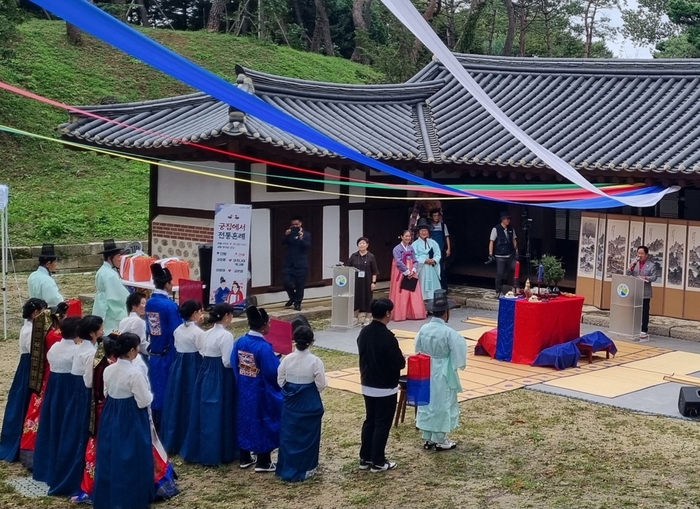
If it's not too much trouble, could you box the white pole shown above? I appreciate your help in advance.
[2,206,7,340]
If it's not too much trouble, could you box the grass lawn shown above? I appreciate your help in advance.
[1,274,700,508]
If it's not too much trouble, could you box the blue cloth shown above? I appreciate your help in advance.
[33,372,73,483]
[232,332,282,453]
[145,293,182,411]
[495,298,516,362]
[577,331,618,356]
[46,375,90,496]
[93,396,154,509]
[0,353,31,462]
[532,341,581,370]
[160,351,202,454]
[214,286,230,304]
[276,382,323,482]
[180,356,237,465]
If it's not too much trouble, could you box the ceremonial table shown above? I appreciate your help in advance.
[495,296,585,364]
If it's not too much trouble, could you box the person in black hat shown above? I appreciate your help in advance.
[412,217,442,301]
[488,212,518,296]
[93,239,130,334]
[232,305,282,473]
[145,263,182,431]
[414,289,467,451]
[27,244,64,307]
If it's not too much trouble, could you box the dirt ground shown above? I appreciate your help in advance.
[1,273,700,508]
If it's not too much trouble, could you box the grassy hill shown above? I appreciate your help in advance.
[0,20,384,246]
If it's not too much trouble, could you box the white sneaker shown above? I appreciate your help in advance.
[370,460,397,473]
[434,440,457,451]
[639,332,649,341]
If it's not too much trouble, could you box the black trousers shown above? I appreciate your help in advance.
[642,298,650,333]
[440,250,448,291]
[495,255,516,294]
[283,268,308,305]
[360,393,397,466]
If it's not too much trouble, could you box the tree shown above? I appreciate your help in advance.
[503,0,516,54]
[620,0,678,48]
[655,32,700,55]
[667,0,700,49]
[67,0,94,44]
[351,0,373,62]
[207,0,226,31]
[311,0,335,55]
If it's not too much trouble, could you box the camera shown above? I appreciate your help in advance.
[290,226,300,236]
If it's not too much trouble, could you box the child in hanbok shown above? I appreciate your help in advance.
[93,333,154,509]
[19,302,66,469]
[161,299,205,455]
[388,230,426,321]
[32,315,81,484]
[0,298,46,462]
[180,302,238,466]
[233,306,282,472]
[277,326,327,481]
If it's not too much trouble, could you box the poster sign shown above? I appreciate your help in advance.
[210,203,252,305]
[577,216,597,279]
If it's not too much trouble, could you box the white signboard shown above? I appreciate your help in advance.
[210,203,252,305]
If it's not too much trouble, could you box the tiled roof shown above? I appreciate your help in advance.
[59,55,700,174]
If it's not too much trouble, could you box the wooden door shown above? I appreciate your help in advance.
[363,205,411,282]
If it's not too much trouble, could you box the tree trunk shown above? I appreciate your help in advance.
[311,0,334,56]
[410,0,441,63]
[207,0,226,32]
[517,5,527,56]
[137,0,149,26]
[292,0,312,49]
[488,4,497,54]
[66,0,93,44]
[458,0,486,54]
[502,0,515,55]
[351,0,369,62]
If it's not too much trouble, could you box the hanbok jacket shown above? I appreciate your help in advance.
[28,266,64,307]
[93,262,129,333]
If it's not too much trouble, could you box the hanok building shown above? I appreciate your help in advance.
[59,55,700,319]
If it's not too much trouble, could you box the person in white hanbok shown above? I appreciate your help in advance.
[118,291,148,357]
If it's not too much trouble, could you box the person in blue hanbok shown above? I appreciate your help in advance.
[276,325,327,482]
[45,315,103,496]
[145,263,182,431]
[93,333,154,509]
[180,302,238,466]
[232,306,282,473]
[412,218,442,301]
[415,290,467,451]
[0,299,46,462]
[92,240,129,334]
[160,299,205,455]
[32,316,81,484]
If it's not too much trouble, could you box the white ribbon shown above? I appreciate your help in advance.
[380,0,678,208]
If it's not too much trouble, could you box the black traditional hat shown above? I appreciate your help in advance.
[98,239,125,255]
[38,243,60,261]
[246,305,270,329]
[499,211,511,220]
[425,289,459,313]
[150,263,173,287]
[220,276,226,284]
[415,217,432,232]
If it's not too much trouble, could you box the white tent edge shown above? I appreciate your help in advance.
[0,184,8,340]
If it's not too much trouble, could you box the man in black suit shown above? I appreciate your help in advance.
[283,216,312,311]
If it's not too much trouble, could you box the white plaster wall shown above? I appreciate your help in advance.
[323,206,340,279]
[250,163,331,202]
[349,168,366,204]
[158,162,235,210]
[348,210,364,258]
[251,208,271,287]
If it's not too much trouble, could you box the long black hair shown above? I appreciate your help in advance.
[77,315,104,341]
[179,299,203,321]
[111,332,140,358]
[208,302,235,324]
[22,298,47,320]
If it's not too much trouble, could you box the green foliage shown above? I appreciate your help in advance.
[532,254,566,284]
[655,32,700,56]
[667,0,700,49]
[0,19,384,246]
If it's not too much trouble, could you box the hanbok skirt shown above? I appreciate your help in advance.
[276,382,324,482]
[37,374,90,495]
[0,354,31,462]
[93,396,154,509]
[32,372,73,482]
[180,356,237,465]
[160,351,202,454]
[388,260,426,322]
[19,372,49,470]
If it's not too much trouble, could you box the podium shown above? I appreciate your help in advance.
[609,275,645,340]
[331,266,357,329]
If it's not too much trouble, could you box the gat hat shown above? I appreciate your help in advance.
[38,243,60,261]
[425,289,459,313]
[499,211,511,220]
[150,263,173,286]
[98,239,126,255]
[220,276,226,284]
[415,217,433,232]
[246,305,270,330]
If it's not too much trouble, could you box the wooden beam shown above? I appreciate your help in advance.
[663,374,700,387]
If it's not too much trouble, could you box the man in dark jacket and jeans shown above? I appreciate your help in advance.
[357,298,405,473]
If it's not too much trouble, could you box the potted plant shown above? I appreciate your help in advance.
[532,255,566,293]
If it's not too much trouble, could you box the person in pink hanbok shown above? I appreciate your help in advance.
[388,230,426,322]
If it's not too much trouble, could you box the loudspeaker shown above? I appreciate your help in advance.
[198,243,213,305]
[678,386,700,417]
[291,314,311,332]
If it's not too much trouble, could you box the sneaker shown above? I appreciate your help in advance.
[370,461,397,473]
[640,332,649,339]
[239,454,257,469]
[70,493,92,504]
[254,462,276,473]
[359,459,372,470]
[423,440,436,450]
[434,440,457,451]
[284,300,293,308]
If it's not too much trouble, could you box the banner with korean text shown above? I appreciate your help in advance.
[210,203,252,306]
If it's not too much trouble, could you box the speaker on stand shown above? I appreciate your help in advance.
[678,386,700,417]
[198,243,213,306]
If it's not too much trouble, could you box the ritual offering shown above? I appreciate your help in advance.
[406,353,430,406]
[120,252,156,282]
[157,257,191,286]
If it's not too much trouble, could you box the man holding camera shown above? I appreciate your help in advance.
[283,216,312,311]
[488,211,518,296]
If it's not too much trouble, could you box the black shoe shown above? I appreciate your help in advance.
[284,300,293,308]
[239,453,257,469]
[423,440,436,450]
[294,303,301,311]
[359,459,372,470]
[254,462,276,473]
